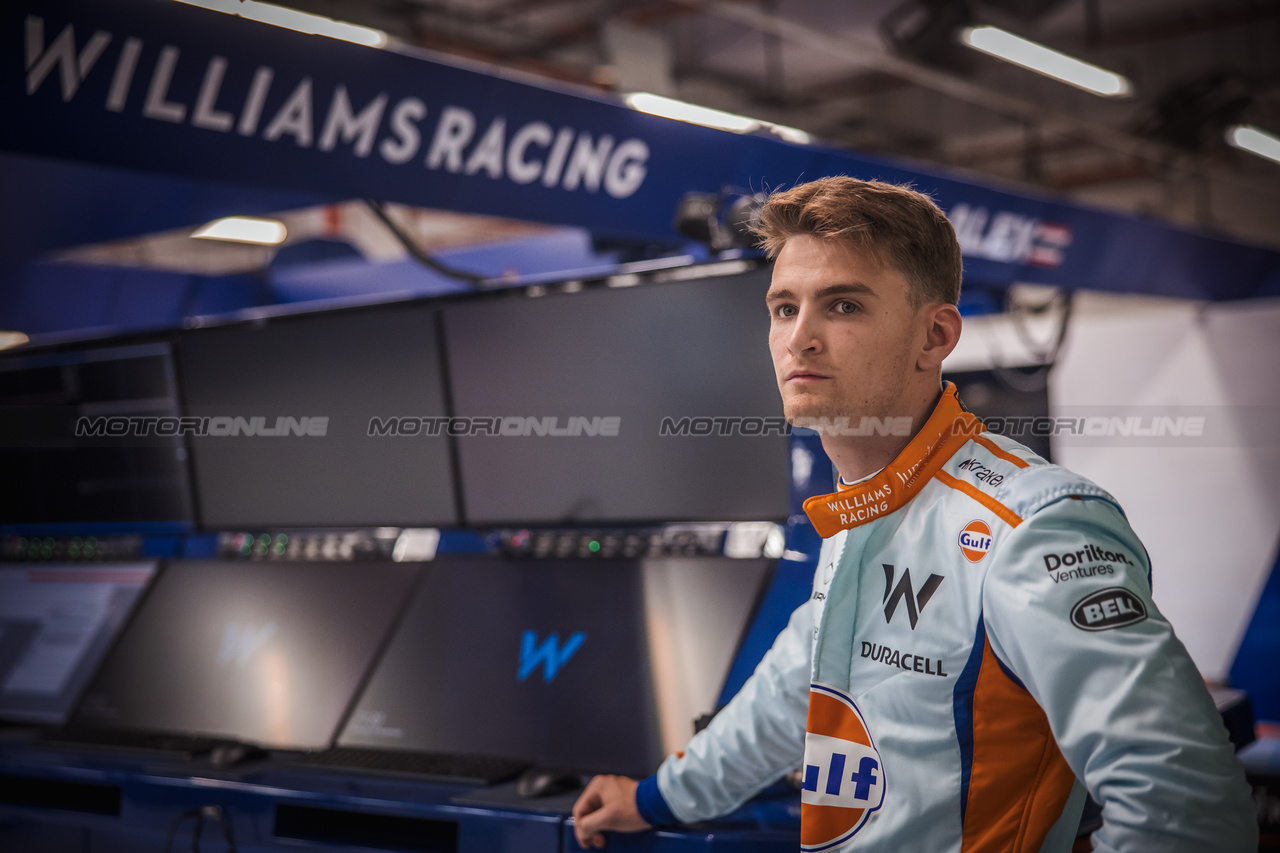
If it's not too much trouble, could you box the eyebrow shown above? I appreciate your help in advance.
[765,282,877,302]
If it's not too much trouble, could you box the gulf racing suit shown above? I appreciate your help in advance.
[634,383,1256,852]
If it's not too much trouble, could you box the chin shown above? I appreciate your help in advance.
[783,397,854,426]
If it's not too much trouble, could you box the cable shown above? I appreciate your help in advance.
[363,199,489,287]
[983,287,1074,394]
[163,804,238,853]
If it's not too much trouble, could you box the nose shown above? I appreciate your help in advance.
[785,304,823,357]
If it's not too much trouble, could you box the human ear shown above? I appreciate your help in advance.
[917,303,962,371]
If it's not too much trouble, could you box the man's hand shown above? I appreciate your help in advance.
[571,775,651,848]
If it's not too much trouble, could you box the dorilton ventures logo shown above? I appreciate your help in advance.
[881,564,944,630]
[1043,544,1132,571]
[517,630,586,683]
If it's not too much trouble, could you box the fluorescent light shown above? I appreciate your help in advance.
[1227,124,1280,166]
[191,216,288,245]
[173,0,388,48]
[625,93,762,134]
[960,25,1131,98]
[623,93,815,145]
[768,123,812,145]
[0,331,29,351]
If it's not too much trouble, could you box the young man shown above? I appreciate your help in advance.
[572,177,1257,851]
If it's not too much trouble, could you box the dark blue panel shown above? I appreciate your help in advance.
[184,273,266,316]
[1229,542,1280,722]
[0,151,334,268]
[3,263,266,339]
[1,263,118,335]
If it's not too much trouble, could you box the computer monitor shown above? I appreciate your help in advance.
[69,560,421,750]
[443,268,789,525]
[0,342,193,527]
[338,555,772,777]
[178,304,457,529]
[945,368,1053,461]
[0,562,156,725]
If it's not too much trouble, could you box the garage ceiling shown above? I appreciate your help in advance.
[268,0,1280,251]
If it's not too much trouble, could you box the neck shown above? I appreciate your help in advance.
[820,384,944,483]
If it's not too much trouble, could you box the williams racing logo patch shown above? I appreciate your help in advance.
[801,684,885,851]
[958,519,992,562]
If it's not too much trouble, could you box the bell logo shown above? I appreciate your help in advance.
[517,630,586,682]
[801,684,885,850]
[958,520,992,562]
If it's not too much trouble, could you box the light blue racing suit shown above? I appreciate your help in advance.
[634,384,1256,852]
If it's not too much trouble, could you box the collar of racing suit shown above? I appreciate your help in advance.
[802,382,984,537]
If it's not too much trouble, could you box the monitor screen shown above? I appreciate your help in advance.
[945,368,1053,461]
[0,343,193,527]
[443,268,789,525]
[70,560,421,749]
[0,562,156,725]
[178,305,457,529]
[338,556,771,777]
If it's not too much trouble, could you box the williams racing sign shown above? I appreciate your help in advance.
[5,0,1279,295]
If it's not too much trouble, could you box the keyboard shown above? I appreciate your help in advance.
[37,728,220,758]
[291,747,530,786]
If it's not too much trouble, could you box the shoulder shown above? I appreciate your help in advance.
[936,431,1122,529]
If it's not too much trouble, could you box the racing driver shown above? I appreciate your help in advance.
[571,177,1257,851]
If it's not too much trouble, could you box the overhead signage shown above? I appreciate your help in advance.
[3,0,1278,299]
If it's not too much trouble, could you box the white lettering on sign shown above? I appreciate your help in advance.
[949,203,1073,268]
[22,15,652,200]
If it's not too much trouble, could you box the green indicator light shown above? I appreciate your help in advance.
[588,540,600,553]
[276,534,288,544]
[258,534,271,545]
[85,537,96,547]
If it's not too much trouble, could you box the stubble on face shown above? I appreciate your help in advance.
[768,236,924,430]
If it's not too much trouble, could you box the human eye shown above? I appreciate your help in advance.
[772,303,798,319]
[833,299,860,315]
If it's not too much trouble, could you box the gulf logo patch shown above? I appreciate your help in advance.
[958,519,992,562]
[800,684,885,851]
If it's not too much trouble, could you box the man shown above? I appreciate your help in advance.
[571,177,1257,851]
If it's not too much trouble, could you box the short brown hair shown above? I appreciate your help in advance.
[754,177,962,306]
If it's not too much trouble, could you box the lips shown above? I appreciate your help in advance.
[787,369,831,382]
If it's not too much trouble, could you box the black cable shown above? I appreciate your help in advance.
[363,199,489,287]
[163,808,198,853]
[989,288,1074,394]
[163,805,238,853]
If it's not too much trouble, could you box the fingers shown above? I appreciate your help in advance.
[571,775,647,849]
[573,776,608,849]
[571,777,604,822]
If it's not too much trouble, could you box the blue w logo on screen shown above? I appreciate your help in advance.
[518,630,587,683]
